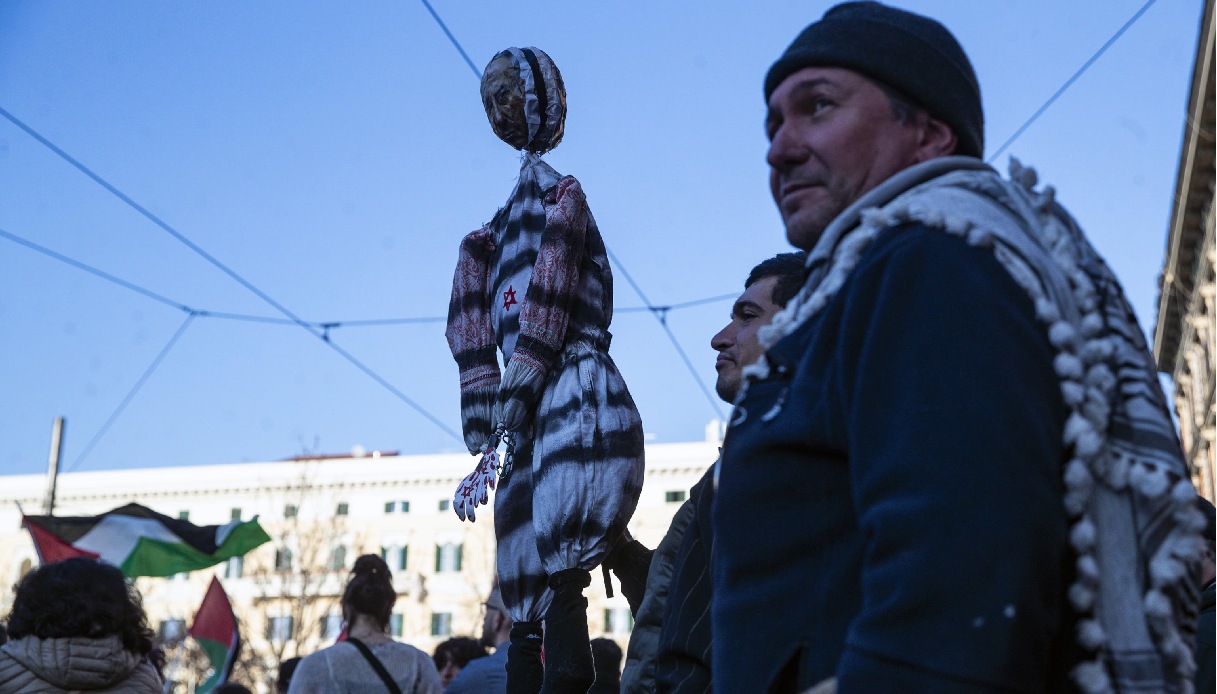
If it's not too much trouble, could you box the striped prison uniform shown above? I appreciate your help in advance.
[445,156,645,622]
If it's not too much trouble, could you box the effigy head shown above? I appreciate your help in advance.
[481,47,566,154]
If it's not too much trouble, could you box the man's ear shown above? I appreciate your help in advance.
[913,114,958,162]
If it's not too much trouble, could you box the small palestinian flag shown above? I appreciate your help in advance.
[190,577,240,694]
[22,502,270,578]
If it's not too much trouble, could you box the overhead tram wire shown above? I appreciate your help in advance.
[418,0,726,421]
[0,105,316,333]
[418,0,482,79]
[66,312,198,472]
[0,106,462,443]
[3,226,466,464]
[2,226,734,330]
[987,0,1158,164]
[606,247,725,420]
[5,223,730,445]
[616,292,738,314]
[0,227,191,314]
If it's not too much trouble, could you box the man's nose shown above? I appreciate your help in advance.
[767,123,806,170]
[711,325,735,350]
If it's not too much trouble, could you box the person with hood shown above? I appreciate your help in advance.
[0,557,162,693]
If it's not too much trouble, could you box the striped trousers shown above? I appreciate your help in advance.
[495,335,646,621]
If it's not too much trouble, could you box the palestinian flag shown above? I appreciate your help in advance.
[21,502,270,577]
[190,577,240,694]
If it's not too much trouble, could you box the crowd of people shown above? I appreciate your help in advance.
[0,553,628,694]
[2,2,1214,693]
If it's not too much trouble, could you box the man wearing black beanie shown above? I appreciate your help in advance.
[711,3,1201,694]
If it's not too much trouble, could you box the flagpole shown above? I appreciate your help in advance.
[44,417,65,515]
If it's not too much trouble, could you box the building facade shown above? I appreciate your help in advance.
[0,434,720,692]
[1154,0,1215,501]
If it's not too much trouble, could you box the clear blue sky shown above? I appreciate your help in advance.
[0,1,1205,474]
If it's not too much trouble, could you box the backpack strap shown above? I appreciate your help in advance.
[346,638,404,694]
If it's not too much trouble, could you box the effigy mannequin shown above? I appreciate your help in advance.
[444,47,645,694]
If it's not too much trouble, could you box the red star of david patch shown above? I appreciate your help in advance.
[503,285,518,311]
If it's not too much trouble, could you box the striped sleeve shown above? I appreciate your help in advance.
[514,175,588,372]
[445,227,500,453]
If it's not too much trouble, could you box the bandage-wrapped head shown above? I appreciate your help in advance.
[481,47,566,154]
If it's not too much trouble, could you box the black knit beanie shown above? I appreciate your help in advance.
[764,1,984,158]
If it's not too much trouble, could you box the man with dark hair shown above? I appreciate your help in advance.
[276,657,301,694]
[712,3,1202,693]
[0,557,162,692]
[433,637,489,690]
[589,638,623,694]
[606,251,806,694]
[719,252,808,403]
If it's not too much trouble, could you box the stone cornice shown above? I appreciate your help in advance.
[1155,0,1215,369]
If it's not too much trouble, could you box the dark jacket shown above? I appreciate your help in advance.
[653,469,714,693]
[712,226,1078,693]
[619,496,695,693]
[618,466,715,694]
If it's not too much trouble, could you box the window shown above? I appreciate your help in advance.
[177,510,190,521]
[230,508,242,521]
[284,504,298,519]
[390,613,404,637]
[400,501,410,513]
[438,499,450,512]
[384,501,396,514]
[224,555,244,579]
[336,502,349,516]
[267,615,294,643]
[329,545,347,571]
[159,618,186,644]
[275,547,294,570]
[430,612,452,637]
[321,613,343,641]
[665,490,687,503]
[435,543,463,573]
[381,545,408,571]
[604,607,633,635]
